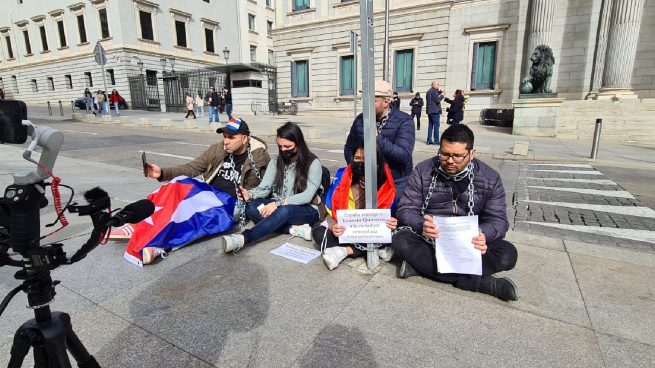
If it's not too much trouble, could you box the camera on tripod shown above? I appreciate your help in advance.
[0,100,153,367]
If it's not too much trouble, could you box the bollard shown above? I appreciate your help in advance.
[590,118,602,159]
[366,244,380,270]
[47,101,52,115]
[59,101,64,116]
[71,101,75,114]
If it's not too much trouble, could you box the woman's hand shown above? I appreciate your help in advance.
[386,217,398,230]
[259,202,278,218]
[422,215,439,239]
[331,224,346,237]
[472,231,487,255]
[238,186,251,201]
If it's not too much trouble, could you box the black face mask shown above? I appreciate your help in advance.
[351,162,365,177]
[280,149,297,163]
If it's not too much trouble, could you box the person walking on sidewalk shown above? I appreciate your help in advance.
[425,80,444,145]
[184,92,196,119]
[195,91,204,117]
[220,122,323,253]
[313,143,397,270]
[391,124,519,301]
[83,88,94,114]
[409,92,424,130]
[109,89,123,116]
[222,86,233,119]
[344,80,415,203]
[444,89,465,125]
[208,87,220,124]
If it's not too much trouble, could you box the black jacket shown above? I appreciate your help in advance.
[445,96,465,124]
[409,97,424,115]
[344,108,416,180]
[397,157,509,243]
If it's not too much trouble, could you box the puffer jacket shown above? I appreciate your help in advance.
[344,108,415,180]
[159,136,270,190]
[397,157,509,243]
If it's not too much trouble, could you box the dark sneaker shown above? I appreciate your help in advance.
[478,276,518,301]
[398,260,419,279]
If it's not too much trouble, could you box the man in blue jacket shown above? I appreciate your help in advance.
[344,80,415,201]
[425,80,444,145]
[391,124,518,301]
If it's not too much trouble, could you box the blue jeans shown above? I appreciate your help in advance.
[208,106,219,123]
[225,103,233,119]
[113,102,120,115]
[242,198,319,245]
[427,113,440,144]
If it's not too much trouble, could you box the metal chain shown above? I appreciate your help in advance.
[466,167,475,216]
[376,115,388,133]
[231,144,263,227]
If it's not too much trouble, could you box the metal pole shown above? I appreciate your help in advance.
[360,0,379,269]
[383,0,390,81]
[99,47,110,116]
[590,118,603,159]
[351,31,358,119]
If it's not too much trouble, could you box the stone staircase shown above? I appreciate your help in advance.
[557,99,655,143]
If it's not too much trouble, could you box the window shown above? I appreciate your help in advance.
[340,55,354,96]
[203,0,210,2]
[139,11,154,41]
[291,60,309,97]
[266,0,272,7]
[5,36,14,59]
[23,30,32,55]
[267,21,273,36]
[146,70,157,86]
[175,20,187,47]
[232,80,262,88]
[268,49,274,65]
[47,77,55,91]
[471,41,496,90]
[98,8,110,38]
[31,79,38,92]
[57,20,67,47]
[204,28,215,53]
[39,26,48,51]
[293,0,310,11]
[394,49,413,92]
[77,15,87,43]
[105,69,115,85]
[11,75,18,93]
[248,14,256,31]
[84,72,93,87]
[250,45,257,62]
[65,74,73,89]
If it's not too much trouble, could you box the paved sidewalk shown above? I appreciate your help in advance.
[1,115,654,366]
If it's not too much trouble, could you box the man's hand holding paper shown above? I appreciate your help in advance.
[429,215,483,275]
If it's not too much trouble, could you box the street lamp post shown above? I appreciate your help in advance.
[169,57,175,72]
[223,47,230,63]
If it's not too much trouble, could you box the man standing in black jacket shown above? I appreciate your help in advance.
[425,80,444,145]
[409,92,424,130]
[392,124,518,301]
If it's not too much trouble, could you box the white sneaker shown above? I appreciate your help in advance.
[378,246,394,262]
[289,224,312,241]
[322,247,348,270]
[142,247,167,265]
[222,234,245,253]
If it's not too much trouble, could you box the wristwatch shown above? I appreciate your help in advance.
[275,199,283,207]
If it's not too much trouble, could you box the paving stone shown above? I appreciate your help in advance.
[595,332,655,368]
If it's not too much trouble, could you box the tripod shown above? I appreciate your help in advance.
[2,183,102,368]
[6,272,99,368]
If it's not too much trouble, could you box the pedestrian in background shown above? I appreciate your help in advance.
[409,92,424,130]
[83,88,94,114]
[391,91,401,110]
[195,91,204,117]
[184,92,196,119]
[208,87,220,124]
[425,80,444,145]
[223,86,233,119]
[444,89,465,125]
[109,89,122,116]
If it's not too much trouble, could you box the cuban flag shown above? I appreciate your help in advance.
[123,176,236,267]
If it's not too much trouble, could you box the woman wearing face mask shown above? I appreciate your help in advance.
[312,143,397,270]
[221,121,323,253]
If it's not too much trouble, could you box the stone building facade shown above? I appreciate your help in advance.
[0,0,275,112]
[272,0,655,140]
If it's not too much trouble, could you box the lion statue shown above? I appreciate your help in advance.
[520,44,555,94]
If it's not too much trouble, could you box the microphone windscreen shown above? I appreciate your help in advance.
[85,187,109,203]
[123,199,155,223]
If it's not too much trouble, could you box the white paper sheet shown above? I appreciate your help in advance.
[337,209,392,244]
[434,215,482,275]
[270,242,321,264]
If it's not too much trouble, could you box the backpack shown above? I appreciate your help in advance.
[312,165,331,221]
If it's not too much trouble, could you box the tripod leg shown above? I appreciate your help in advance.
[54,312,100,368]
[7,322,39,368]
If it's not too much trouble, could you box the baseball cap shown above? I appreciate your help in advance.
[216,118,250,136]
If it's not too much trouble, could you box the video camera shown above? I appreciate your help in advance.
[0,100,154,367]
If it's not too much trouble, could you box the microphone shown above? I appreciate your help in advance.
[107,199,155,228]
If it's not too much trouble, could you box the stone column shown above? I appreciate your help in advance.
[587,0,613,99]
[526,0,557,54]
[598,0,645,99]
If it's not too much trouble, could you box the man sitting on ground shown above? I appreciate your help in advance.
[391,124,519,301]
